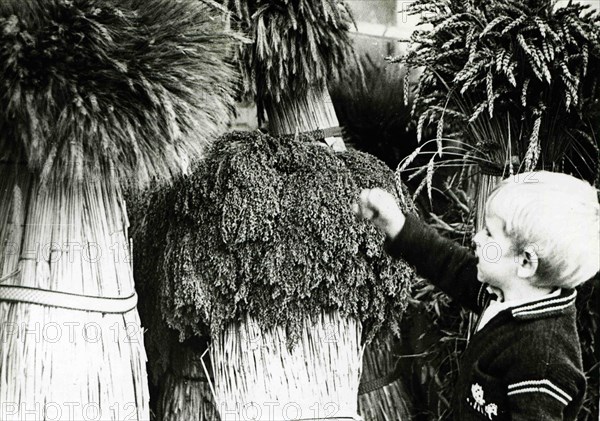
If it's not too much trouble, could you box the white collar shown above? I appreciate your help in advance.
[477,288,564,331]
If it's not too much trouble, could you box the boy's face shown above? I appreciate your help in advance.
[473,214,519,291]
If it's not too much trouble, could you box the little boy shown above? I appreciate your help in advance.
[354,171,599,420]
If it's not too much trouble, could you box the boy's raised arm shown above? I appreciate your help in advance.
[354,188,489,313]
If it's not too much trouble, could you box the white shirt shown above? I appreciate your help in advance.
[476,287,563,332]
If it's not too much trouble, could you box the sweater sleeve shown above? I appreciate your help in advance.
[504,322,587,421]
[385,214,488,313]
[505,364,586,421]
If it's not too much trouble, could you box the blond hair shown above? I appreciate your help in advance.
[486,171,600,288]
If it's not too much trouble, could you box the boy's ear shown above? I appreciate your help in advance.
[517,247,539,279]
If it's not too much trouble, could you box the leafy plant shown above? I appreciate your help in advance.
[393,179,473,420]
[133,130,418,346]
[394,0,600,196]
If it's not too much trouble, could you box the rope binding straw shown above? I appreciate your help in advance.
[358,370,402,395]
[277,126,343,142]
[0,283,138,314]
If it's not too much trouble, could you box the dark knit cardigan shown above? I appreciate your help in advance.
[386,215,586,421]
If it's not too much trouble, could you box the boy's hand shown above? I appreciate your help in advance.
[353,188,406,239]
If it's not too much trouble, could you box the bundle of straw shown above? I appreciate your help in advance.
[129,2,410,419]
[0,0,238,419]
[131,130,417,421]
[0,165,148,420]
[0,0,237,185]
[267,84,346,150]
[226,0,360,123]
[159,373,218,421]
[204,3,403,417]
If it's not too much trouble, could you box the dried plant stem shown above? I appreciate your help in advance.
[211,311,363,421]
[0,164,149,420]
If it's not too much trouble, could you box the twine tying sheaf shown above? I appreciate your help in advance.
[278,126,343,142]
[358,371,402,395]
[0,285,138,313]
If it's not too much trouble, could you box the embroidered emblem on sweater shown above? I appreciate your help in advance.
[485,403,498,418]
[507,379,572,406]
[472,384,485,405]
[466,383,498,419]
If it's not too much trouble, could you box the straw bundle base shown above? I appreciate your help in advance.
[158,341,219,421]
[358,335,412,421]
[158,375,219,421]
[0,304,148,420]
[211,310,363,421]
[358,380,412,421]
[0,165,149,420]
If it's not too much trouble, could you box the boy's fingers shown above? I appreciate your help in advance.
[361,209,374,220]
[368,188,387,205]
[354,202,374,220]
[354,190,374,220]
[359,189,372,207]
[362,190,376,218]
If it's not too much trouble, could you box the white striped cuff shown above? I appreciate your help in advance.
[507,380,572,406]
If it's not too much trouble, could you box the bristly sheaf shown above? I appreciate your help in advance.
[225,0,360,119]
[133,130,418,346]
[0,0,239,186]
